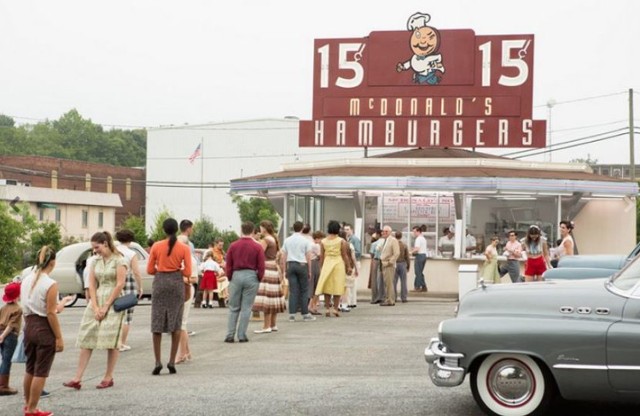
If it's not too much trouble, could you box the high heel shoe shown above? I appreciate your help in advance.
[151,363,162,375]
[62,380,82,390]
[167,363,177,374]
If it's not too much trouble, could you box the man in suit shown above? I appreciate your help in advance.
[379,226,400,306]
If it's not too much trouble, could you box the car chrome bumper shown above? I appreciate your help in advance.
[424,337,465,387]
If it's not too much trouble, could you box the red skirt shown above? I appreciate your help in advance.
[525,256,547,276]
[200,270,218,291]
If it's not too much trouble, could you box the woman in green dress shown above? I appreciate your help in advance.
[63,231,127,390]
[481,236,501,284]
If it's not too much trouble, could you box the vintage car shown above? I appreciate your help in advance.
[16,241,154,306]
[425,256,640,416]
[543,241,640,281]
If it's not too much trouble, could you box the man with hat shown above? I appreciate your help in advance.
[0,282,22,395]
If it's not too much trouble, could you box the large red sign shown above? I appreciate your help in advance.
[299,13,546,148]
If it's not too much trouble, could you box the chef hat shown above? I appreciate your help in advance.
[407,12,431,31]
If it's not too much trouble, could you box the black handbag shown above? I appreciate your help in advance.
[113,293,138,312]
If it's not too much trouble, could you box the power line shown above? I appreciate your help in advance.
[533,91,627,108]
[501,127,629,157]
[551,119,627,133]
[512,131,630,159]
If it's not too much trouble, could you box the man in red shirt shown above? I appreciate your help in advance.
[224,221,265,343]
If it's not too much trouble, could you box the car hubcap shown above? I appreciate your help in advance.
[488,359,535,407]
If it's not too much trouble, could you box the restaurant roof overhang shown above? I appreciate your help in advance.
[230,150,639,198]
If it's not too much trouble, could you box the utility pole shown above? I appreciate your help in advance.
[546,99,556,162]
[630,88,635,180]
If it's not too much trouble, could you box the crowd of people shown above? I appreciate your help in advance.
[0,216,576,415]
[481,220,576,283]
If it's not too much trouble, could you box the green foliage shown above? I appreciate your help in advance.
[569,154,598,167]
[120,214,148,245]
[149,207,174,243]
[232,195,280,229]
[191,216,238,249]
[0,109,146,167]
[0,202,26,282]
[29,222,63,263]
[0,114,15,127]
[62,235,81,246]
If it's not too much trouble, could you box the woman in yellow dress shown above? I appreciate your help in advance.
[315,221,354,317]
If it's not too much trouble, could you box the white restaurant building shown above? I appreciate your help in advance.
[146,119,638,294]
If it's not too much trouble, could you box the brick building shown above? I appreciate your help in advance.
[0,156,145,226]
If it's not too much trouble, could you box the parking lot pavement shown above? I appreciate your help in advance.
[3,296,640,416]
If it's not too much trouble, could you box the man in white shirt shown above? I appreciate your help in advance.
[465,229,477,254]
[281,221,316,322]
[438,227,455,256]
[411,225,428,292]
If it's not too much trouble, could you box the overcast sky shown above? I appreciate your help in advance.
[1,0,638,164]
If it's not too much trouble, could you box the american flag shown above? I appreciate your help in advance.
[188,143,202,164]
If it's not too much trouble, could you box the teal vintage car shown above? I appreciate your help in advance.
[542,242,640,281]
[425,255,640,416]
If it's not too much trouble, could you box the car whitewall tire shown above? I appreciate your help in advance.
[471,353,555,416]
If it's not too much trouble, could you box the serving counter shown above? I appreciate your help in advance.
[355,255,522,297]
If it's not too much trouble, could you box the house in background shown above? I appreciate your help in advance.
[0,155,145,225]
[0,183,122,241]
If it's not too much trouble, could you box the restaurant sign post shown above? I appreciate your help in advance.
[299,12,546,148]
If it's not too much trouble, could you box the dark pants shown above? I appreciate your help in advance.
[394,262,408,302]
[414,254,427,289]
[287,262,309,316]
[0,332,18,375]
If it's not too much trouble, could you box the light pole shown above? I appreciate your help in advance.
[546,99,556,162]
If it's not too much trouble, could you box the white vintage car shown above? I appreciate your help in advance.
[16,241,154,306]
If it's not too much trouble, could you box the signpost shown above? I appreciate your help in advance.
[299,12,546,148]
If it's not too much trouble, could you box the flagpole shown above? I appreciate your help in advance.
[200,137,204,220]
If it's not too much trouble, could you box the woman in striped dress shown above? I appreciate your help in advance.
[252,220,286,334]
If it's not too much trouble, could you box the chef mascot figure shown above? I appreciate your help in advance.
[396,12,445,85]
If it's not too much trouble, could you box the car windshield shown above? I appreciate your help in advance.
[612,254,640,291]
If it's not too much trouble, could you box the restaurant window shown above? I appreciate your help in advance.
[466,195,558,254]
[55,208,61,223]
[98,211,104,228]
[38,208,44,221]
[362,193,454,255]
[82,209,88,228]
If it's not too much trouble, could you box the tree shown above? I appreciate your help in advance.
[0,202,26,282]
[120,214,149,245]
[191,216,239,249]
[149,207,174,243]
[569,154,598,167]
[0,114,15,127]
[29,222,63,263]
[232,195,280,228]
[0,109,147,167]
